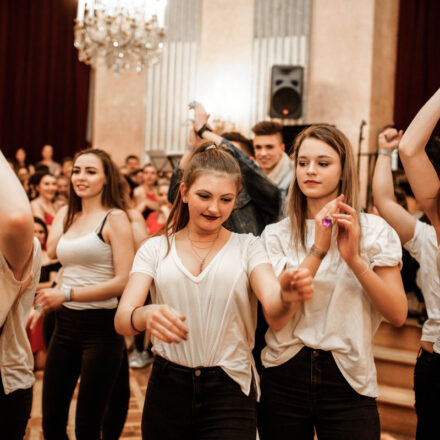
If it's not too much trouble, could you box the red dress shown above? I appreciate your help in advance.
[146,211,165,235]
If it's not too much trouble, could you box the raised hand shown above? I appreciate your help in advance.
[145,304,189,344]
[378,127,403,152]
[189,101,210,132]
[279,268,313,304]
[333,201,361,264]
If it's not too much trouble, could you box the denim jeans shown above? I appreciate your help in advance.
[142,355,257,440]
[42,306,125,440]
[415,349,440,439]
[0,374,33,440]
[258,347,380,439]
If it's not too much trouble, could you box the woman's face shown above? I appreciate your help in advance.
[181,172,237,234]
[157,184,170,206]
[15,148,26,163]
[296,138,342,202]
[71,153,106,199]
[42,145,53,161]
[57,177,69,197]
[34,222,47,246]
[61,160,73,177]
[142,166,158,187]
[37,175,57,200]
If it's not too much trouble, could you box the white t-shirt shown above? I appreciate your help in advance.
[261,213,402,398]
[0,238,41,394]
[404,220,440,347]
[131,232,269,396]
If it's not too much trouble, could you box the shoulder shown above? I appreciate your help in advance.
[53,205,68,222]
[359,212,393,233]
[138,235,167,252]
[106,209,131,232]
[262,217,291,239]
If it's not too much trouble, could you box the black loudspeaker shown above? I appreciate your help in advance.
[269,65,303,119]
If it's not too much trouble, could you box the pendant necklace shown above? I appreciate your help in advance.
[187,228,221,273]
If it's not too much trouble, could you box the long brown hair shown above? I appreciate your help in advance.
[164,143,242,248]
[288,124,361,251]
[64,149,129,232]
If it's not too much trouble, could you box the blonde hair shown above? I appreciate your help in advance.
[288,124,361,251]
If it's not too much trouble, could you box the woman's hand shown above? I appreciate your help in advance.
[35,287,65,312]
[313,194,345,253]
[378,127,403,151]
[279,268,313,303]
[189,101,210,132]
[26,307,43,331]
[333,201,361,265]
[145,304,188,344]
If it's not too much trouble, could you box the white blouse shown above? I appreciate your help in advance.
[404,220,440,346]
[131,232,269,396]
[261,213,402,398]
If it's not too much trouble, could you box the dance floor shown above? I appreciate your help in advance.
[25,366,151,439]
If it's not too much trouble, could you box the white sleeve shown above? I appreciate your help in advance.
[361,215,402,269]
[246,235,270,275]
[404,220,436,262]
[130,237,162,277]
[261,225,289,277]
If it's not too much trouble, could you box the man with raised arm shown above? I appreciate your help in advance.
[0,149,42,439]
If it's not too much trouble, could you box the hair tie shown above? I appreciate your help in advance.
[206,145,216,150]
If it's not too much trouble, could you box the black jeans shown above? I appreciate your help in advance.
[0,373,33,440]
[142,356,257,440]
[42,306,125,440]
[415,349,440,439]
[258,347,380,440]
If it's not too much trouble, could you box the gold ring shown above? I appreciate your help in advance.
[34,303,43,313]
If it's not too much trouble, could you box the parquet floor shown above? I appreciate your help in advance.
[24,366,151,439]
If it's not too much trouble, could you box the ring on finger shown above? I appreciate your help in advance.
[322,216,333,228]
[34,303,43,313]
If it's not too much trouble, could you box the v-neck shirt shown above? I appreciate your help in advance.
[131,232,269,396]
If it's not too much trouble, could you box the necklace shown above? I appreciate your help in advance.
[187,228,221,273]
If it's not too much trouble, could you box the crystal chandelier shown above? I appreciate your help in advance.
[74,0,167,75]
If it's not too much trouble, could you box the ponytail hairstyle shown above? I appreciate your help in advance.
[288,124,361,251]
[64,149,129,232]
[164,143,242,249]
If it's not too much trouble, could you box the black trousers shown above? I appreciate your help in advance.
[142,356,257,440]
[0,373,33,440]
[258,347,380,439]
[415,349,440,439]
[42,306,125,440]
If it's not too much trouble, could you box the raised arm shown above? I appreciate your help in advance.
[399,88,440,229]
[0,150,34,276]
[372,128,416,244]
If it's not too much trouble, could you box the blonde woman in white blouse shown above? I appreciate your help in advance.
[115,143,313,440]
[258,124,407,440]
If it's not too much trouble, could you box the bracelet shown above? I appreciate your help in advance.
[378,148,393,157]
[355,263,370,278]
[130,306,144,333]
[196,123,212,138]
[309,244,327,260]
[61,284,72,302]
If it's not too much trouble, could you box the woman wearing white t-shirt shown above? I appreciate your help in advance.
[259,124,407,440]
[373,126,440,438]
[398,89,440,436]
[115,144,313,440]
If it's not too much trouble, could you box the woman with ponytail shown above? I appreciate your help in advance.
[115,143,313,440]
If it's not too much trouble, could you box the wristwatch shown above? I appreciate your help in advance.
[62,285,72,302]
[196,123,212,138]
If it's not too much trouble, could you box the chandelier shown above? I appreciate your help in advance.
[74,0,167,75]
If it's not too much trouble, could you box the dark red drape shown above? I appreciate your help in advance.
[0,0,90,163]
[394,0,440,134]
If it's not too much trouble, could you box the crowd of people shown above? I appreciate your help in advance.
[0,89,439,439]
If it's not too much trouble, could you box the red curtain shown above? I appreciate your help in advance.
[0,0,90,163]
[394,0,440,134]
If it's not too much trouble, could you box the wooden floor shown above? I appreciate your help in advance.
[25,366,151,439]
